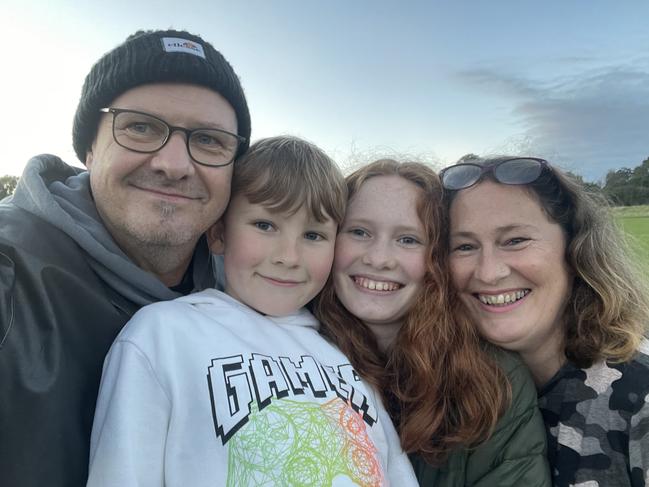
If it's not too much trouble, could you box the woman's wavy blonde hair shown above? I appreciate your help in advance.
[444,157,649,367]
[314,159,510,465]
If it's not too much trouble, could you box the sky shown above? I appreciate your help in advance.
[2,0,648,182]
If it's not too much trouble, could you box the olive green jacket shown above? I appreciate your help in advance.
[410,351,551,486]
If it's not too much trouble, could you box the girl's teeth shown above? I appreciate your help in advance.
[354,277,401,291]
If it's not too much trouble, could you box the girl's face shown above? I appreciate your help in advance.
[448,180,571,358]
[333,175,428,345]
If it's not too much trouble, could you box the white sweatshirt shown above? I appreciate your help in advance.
[88,289,417,486]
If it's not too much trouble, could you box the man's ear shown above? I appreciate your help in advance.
[85,145,95,169]
[206,221,225,255]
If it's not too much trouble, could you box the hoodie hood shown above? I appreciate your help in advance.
[179,289,320,331]
[9,155,215,306]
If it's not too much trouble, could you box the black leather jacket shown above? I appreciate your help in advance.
[0,156,216,487]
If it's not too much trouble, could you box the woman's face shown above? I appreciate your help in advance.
[333,175,428,343]
[448,180,571,357]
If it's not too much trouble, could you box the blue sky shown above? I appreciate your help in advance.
[2,0,648,181]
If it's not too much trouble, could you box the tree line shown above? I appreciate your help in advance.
[458,154,649,207]
[598,157,649,206]
[2,156,648,205]
[562,157,648,206]
[0,175,18,200]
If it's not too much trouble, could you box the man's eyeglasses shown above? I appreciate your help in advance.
[99,108,246,167]
[439,157,550,191]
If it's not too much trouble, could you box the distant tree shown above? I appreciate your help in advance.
[630,158,649,203]
[457,153,481,162]
[452,155,649,206]
[564,171,602,194]
[603,158,649,206]
[0,175,19,200]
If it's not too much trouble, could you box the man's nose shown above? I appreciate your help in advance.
[149,131,195,180]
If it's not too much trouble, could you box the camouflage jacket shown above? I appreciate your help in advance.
[539,339,649,487]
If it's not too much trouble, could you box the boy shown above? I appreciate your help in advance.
[87,136,417,486]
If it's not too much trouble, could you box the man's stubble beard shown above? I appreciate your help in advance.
[136,201,200,247]
[117,201,205,277]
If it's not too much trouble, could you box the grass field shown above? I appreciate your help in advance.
[613,205,649,274]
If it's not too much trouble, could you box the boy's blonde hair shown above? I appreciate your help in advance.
[231,136,347,225]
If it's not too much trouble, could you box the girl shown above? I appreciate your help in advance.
[315,159,550,486]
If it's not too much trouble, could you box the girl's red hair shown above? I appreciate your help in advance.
[314,159,510,464]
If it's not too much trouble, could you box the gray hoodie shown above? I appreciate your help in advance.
[7,154,216,305]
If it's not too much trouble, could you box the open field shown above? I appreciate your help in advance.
[613,205,649,274]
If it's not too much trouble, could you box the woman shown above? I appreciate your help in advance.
[314,159,551,486]
[442,156,649,486]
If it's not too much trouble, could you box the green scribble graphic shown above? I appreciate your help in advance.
[226,398,384,486]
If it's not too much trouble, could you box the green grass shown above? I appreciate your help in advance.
[613,205,649,273]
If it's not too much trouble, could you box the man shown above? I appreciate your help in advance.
[0,29,250,486]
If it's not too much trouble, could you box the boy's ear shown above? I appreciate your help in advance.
[206,220,225,255]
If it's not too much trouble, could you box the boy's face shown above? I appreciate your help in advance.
[218,194,338,316]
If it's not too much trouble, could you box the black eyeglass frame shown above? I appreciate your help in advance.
[439,157,551,191]
[99,107,247,168]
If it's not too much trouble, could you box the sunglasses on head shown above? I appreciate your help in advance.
[439,157,550,191]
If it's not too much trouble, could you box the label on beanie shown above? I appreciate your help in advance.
[161,37,206,59]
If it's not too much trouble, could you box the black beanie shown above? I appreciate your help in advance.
[72,29,251,163]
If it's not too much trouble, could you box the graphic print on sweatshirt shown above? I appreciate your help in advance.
[207,353,384,486]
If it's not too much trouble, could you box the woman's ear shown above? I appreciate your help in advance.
[206,220,225,255]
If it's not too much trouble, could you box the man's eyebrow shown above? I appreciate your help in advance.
[192,120,234,130]
[122,109,234,131]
